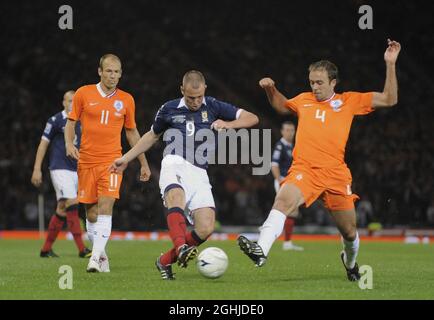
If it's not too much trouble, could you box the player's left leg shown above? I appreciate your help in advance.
[64,198,90,257]
[331,209,361,281]
[323,165,361,281]
[88,196,115,272]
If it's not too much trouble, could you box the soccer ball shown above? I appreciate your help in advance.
[196,247,229,279]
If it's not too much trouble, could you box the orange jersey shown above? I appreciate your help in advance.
[285,91,374,168]
[68,83,136,168]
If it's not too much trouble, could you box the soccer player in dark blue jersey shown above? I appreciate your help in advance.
[31,90,91,258]
[271,121,303,251]
[110,70,259,279]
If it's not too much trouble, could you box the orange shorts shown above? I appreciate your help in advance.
[77,164,123,204]
[281,162,359,211]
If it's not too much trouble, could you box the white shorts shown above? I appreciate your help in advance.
[50,169,78,201]
[159,155,215,221]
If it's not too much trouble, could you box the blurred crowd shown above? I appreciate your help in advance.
[0,0,432,230]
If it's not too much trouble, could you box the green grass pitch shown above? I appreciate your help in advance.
[1,239,433,299]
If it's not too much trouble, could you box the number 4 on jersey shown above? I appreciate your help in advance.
[315,109,326,123]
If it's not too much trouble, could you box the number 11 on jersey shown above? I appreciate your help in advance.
[315,109,326,123]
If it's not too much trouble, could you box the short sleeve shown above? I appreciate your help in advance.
[68,88,84,121]
[344,92,374,115]
[271,142,282,166]
[212,98,239,121]
[285,93,305,113]
[41,116,58,142]
[124,95,136,129]
[151,104,170,135]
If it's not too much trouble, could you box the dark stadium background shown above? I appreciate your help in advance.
[0,0,433,232]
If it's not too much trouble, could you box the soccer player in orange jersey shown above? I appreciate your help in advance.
[238,39,401,281]
[64,54,151,273]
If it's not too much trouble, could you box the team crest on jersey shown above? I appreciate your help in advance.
[113,100,124,112]
[330,99,343,112]
[201,111,209,123]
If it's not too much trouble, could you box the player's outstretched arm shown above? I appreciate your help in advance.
[31,139,50,187]
[110,129,160,174]
[372,39,401,108]
[65,119,79,160]
[211,110,259,130]
[125,127,151,181]
[259,77,291,114]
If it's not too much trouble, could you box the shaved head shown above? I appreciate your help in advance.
[99,53,122,71]
[63,90,75,113]
[182,70,206,89]
[180,70,207,111]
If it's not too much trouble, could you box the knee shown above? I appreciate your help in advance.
[165,188,185,207]
[56,202,66,216]
[341,228,357,241]
[87,212,98,223]
[272,197,297,216]
[65,198,78,208]
[195,223,214,240]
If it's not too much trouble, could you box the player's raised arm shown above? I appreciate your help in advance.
[110,129,160,174]
[372,39,401,108]
[64,119,79,160]
[259,77,291,114]
[125,127,151,181]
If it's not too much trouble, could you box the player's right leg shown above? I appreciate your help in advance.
[282,215,304,251]
[238,183,305,267]
[40,200,66,257]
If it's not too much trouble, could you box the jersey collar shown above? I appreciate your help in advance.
[317,92,336,103]
[96,82,117,98]
[280,137,293,147]
[61,110,68,119]
[177,97,207,109]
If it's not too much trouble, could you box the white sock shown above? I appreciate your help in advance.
[257,209,287,256]
[86,219,95,245]
[91,215,112,261]
[342,232,360,269]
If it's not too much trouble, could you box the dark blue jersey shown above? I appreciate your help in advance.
[151,96,240,169]
[271,138,294,177]
[42,110,81,171]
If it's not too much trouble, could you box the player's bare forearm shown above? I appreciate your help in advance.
[230,110,259,129]
[64,119,76,147]
[125,128,150,167]
[373,39,400,108]
[122,130,159,163]
[33,139,49,171]
[271,165,281,181]
[259,77,290,114]
[64,119,80,160]
[383,63,398,105]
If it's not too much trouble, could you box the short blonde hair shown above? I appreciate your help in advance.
[182,70,206,88]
